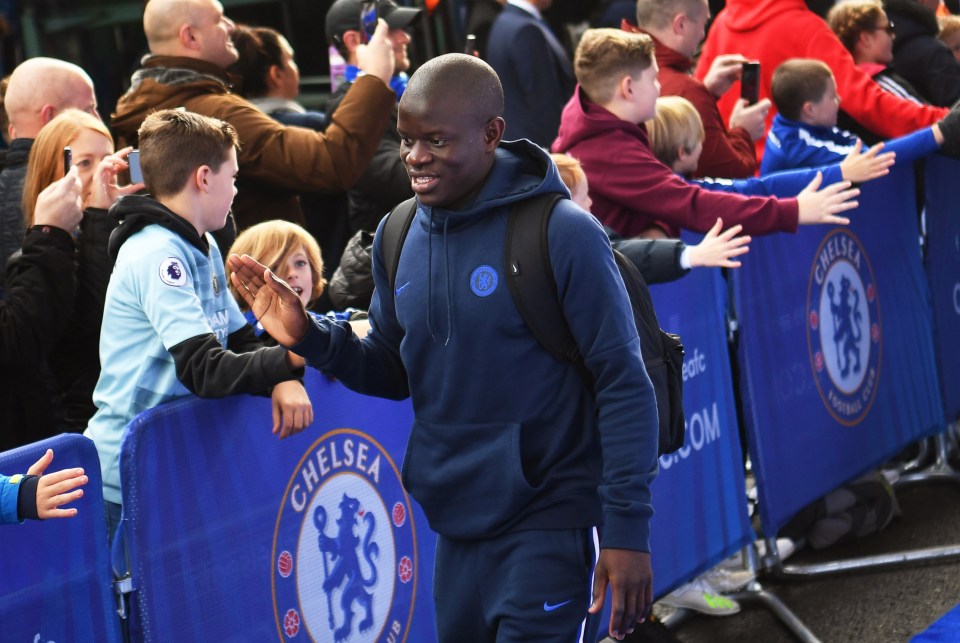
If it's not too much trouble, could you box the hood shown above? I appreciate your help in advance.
[107,195,208,262]
[719,0,809,32]
[883,0,939,39]
[112,56,233,144]
[553,85,647,153]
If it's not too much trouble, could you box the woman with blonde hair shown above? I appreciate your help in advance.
[20,108,141,431]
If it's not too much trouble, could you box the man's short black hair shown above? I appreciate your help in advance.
[401,53,503,126]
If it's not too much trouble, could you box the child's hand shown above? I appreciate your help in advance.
[272,380,314,440]
[796,172,860,226]
[27,449,87,520]
[839,139,895,184]
[687,218,751,269]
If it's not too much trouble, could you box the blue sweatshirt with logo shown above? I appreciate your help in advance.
[293,140,659,551]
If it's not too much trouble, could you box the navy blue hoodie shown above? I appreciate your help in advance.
[293,140,659,551]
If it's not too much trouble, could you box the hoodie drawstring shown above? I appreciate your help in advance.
[425,210,453,346]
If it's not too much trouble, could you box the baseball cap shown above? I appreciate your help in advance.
[325,0,422,44]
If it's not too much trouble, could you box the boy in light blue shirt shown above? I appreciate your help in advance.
[85,110,306,530]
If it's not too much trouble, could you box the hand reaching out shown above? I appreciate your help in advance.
[839,139,895,184]
[796,172,860,226]
[687,218,751,269]
[26,449,87,519]
[227,254,311,347]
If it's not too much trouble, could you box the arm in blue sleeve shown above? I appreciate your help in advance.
[693,162,843,197]
[549,203,659,552]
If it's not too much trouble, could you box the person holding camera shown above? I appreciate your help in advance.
[111,0,397,233]
[629,0,771,179]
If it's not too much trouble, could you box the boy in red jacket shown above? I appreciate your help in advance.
[552,28,862,240]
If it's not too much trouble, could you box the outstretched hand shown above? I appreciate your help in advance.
[26,449,87,520]
[589,549,653,640]
[839,139,895,184]
[227,254,310,347]
[687,218,751,269]
[796,172,860,227]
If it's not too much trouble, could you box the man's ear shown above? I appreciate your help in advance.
[39,104,57,126]
[179,24,200,51]
[483,116,506,150]
[671,11,686,36]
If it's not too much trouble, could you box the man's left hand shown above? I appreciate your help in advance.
[703,53,749,98]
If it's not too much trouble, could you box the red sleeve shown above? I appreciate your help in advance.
[814,30,948,137]
[592,141,798,237]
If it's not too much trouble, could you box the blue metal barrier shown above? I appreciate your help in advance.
[119,371,435,642]
[734,164,945,540]
[0,433,120,642]
[923,155,960,420]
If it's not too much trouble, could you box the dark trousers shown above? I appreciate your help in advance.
[434,528,595,643]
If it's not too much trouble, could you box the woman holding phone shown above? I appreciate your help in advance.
[20,109,142,431]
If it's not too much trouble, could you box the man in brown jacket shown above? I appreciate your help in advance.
[112,0,397,231]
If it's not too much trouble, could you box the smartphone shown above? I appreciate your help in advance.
[465,34,478,57]
[128,149,143,184]
[63,146,72,175]
[741,61,761,105]
[360,0,378,44]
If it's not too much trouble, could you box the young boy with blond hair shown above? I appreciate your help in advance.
[761,58,960,176]
[85,110,309,527]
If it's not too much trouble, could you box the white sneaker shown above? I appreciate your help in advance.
[657,578,741,617]
[701,566,756,592]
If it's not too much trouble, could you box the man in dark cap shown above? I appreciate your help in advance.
[324,0,422,237]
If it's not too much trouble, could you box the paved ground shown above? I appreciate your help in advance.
[655,471,960,643]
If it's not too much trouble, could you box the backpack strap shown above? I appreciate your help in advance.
[381,197,419,292]
[505,192,581,364]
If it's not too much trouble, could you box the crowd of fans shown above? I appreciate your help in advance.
[3,0,960,637]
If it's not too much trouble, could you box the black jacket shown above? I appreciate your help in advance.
[326,82,412,234]
[885,0,960,107]
[1,225,76,451]
[47,208,120,430]
[0,138,32,295]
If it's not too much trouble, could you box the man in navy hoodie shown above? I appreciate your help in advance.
[229,53,659,642]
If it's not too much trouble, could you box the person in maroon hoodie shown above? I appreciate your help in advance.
[628,0,770,178]
[552,28,861,239]
[694,0,948,163]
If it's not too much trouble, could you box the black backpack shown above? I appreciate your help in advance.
[381,194,685,455]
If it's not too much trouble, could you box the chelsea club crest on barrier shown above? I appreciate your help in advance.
[272,429,417,642]
[807,229,882,426]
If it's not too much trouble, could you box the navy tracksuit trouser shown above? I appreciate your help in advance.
[433,527,596,643]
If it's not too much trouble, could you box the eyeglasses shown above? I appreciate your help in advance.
[873,21,896,35]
